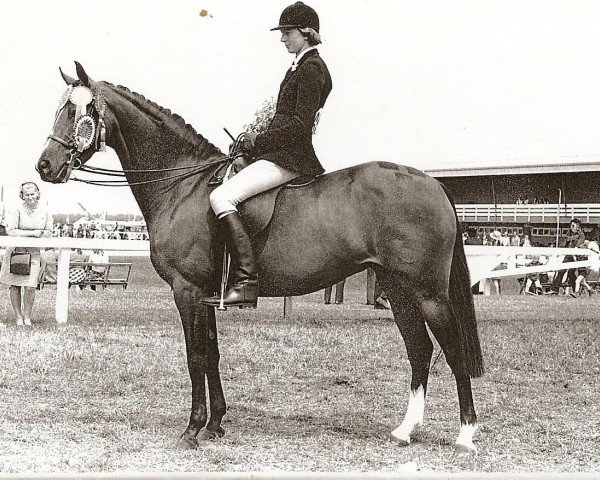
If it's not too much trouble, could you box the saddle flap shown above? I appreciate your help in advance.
[238,186,284,237]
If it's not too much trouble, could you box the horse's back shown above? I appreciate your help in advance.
[256,161,457,296]
[275,161,454,233]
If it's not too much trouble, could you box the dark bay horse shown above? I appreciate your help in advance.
[37,63,484,452]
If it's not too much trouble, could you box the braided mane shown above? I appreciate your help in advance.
[107,82,224,160]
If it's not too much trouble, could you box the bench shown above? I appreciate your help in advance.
[41,262,133,290]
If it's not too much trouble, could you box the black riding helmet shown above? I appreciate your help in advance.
[270,1,319,32]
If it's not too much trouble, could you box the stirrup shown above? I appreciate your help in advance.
[201,284,258,310]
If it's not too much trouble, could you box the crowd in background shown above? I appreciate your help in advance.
[515,195,550,205]
[51,222,149,240]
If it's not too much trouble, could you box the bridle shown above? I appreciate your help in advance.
[47,84,107,177]
[46,84,231,187]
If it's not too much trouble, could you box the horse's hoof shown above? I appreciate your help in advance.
[454,442,477,455]
[176,434,199,450]
[389,432,410,447]
[198,426,225,441]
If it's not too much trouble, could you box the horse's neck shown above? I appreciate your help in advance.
[101,83,224,219]
[103,83,222,169]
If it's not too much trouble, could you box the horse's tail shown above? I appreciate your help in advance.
[442,183,484,378]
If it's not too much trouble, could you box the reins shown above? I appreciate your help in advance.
[71,157,230,187]
[71,130,245,187]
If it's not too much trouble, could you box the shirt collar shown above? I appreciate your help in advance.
[291,46,318,71]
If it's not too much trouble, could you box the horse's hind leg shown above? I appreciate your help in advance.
[381,282,434,446]
[417,296,478,453]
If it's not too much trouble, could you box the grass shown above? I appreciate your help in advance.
[0,258,599,474]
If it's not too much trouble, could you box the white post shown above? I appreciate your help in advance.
[55,247,71,323]
[556,189,562,248]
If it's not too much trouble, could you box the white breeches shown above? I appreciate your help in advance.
[209,159,299,218]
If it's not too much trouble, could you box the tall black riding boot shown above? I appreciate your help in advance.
[201,212,259,308]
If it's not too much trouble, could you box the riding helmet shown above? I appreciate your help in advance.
[270,2,320,32]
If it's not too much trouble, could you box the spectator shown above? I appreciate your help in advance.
[522,259,544,295]
[0,199,6,236]
[324,278,346,304]
[522,234,531,247]
[0,182,53,326]
[41,247,59,283]
[546,218,585,295]
[511,233,521,247]
[572,240,599,297]
[490,230,502,246]
[86,248,110,291]
[501,231,510,247]
[69,248,88,290]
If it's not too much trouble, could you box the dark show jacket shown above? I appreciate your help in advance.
[253,49,332,176]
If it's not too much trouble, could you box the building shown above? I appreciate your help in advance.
[425,161,600,246]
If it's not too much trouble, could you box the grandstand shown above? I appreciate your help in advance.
[426,161,600,245]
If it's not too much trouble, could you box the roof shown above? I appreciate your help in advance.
[424,160,600,178]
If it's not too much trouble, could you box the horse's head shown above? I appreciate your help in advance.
[37,62,107,183]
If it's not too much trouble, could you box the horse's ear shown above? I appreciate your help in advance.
[74,61,92,87]
[59,67,77,85]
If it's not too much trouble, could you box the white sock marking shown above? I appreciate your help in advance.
[390,386,425,444]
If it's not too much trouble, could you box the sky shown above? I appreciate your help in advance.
[2,0,600,215]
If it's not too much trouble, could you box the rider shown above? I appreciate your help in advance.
[202,2,332,308]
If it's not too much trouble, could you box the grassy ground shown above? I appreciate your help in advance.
[0,258,599,474]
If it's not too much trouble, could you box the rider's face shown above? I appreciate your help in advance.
[570,222,580,232]
[280,28,308,55]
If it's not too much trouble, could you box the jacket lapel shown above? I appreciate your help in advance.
[280,49,320,89]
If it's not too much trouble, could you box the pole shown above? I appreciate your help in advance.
[556,189,562,247]
[491,179,498,224]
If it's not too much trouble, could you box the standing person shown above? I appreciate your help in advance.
[546,218,586,295]
[0,182,53,326]
[202,2,332,308]
[511,233,521,247]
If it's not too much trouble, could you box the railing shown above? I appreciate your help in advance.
[455,203,600,223]
[0,237,149,323]
[464,245,600,287]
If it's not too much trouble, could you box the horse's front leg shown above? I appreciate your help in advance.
[199,304,226,440]
[173,280,226,449]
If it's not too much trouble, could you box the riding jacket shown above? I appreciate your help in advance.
[253,48,332,176]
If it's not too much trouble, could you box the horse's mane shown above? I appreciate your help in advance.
[105,82,224,161]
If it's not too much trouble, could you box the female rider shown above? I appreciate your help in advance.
[202,2,332,308]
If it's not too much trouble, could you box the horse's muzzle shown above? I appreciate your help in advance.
[36,157,69,184]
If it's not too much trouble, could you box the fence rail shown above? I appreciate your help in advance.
[455,203,600,223]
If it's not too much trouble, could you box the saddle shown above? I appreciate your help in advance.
[209,157,317,237]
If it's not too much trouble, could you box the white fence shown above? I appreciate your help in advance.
[464,245,600,288]
[1,238,598,323]
[0,237,149,323]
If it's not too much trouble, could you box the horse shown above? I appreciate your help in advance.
[37,62,484,453]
